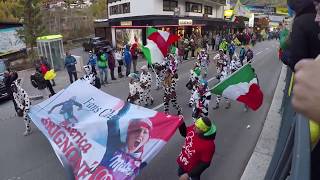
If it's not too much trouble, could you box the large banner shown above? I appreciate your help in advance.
[0,27,26,56]
[28,80,182,180]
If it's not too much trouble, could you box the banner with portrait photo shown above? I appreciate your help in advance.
[28,80,182,180]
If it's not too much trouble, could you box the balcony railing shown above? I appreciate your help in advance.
[265,69,310,180]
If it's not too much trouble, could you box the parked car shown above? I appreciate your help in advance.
[82,37,111,52]
[0,59,9,101]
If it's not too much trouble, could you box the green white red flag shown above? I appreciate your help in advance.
[211,64,263,111]
[142,27,179,65]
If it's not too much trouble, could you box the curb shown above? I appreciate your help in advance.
[29,95,44,101]
[241,65,287,180]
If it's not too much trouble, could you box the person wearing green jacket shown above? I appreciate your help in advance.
[97,50,109,84]
[219,39,228,54]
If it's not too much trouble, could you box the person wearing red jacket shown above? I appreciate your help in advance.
[177,116,216,180]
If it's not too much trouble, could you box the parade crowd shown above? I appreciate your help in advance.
[2,29,266,179]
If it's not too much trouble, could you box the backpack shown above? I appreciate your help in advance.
[247,50,254,59]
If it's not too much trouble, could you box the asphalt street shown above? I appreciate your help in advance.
[0,40,282,180]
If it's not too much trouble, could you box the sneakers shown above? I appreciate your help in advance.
[24,129,32,136]
[213,104,219,110]
[188,103,193,108]
[150,99,154,105]
[178,110,182,115]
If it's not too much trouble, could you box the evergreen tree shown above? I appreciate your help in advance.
[17,0,46,58]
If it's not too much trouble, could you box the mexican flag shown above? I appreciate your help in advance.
[211,64,263,111]
[142,27,179,65]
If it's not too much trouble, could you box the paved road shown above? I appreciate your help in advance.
[0,40,281,180]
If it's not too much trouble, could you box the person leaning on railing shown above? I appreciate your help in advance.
[292,57,320,122]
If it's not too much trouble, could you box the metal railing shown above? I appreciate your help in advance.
[265,68,310,180]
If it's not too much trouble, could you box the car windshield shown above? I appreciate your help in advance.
[0,61,6,74]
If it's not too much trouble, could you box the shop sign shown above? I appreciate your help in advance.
[120,21,132,26]
[245,5,276,14]
[249,13,255,27]
[179,19,193,26]
[224,10,233,18]
[276,7,288,15]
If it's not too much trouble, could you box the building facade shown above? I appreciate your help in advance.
[95,0,232,48]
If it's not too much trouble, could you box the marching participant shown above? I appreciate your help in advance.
[191,79,212,120]
[166,53,179,77]
[198,49,210,77]
[230,54,242,73]
[153,63,166,90]
[214,49,228,78]
[140,65,154,106]
[163,68,182,115]
[213,64,232,110]
[81,65,101,89]
[127,73,142,105]
[187,63,202,107]
[11,79,32,136]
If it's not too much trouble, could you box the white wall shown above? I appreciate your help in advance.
[108,0,224,19]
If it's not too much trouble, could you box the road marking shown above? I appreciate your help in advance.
[152,103,165,110]
[255,51,263,55]
[208,76,216,82]
[265,47,269,50]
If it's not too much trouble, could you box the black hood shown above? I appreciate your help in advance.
[288,0,316,16]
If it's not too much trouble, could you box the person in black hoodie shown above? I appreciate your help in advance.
[287,0,320,71]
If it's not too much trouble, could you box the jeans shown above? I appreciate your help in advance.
[99,67,108,84]
[184,50,189,60]
[45,80,55,96]
[67,70,78,83]
[132,58,138,73]
[126,62,132,76]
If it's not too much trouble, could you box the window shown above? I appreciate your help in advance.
[109,2,130,15]
[204,6,212,15]
[186,2,202,13]
[163,0,178,11]
[122,2,130,13]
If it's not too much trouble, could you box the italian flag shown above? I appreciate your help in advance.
[170,46,179,55]
[211,64,263,111]
[142,27,179,65]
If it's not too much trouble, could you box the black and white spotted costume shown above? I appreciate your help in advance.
[127,74,142,105]
[214,66,231,109]
[140,71,153,106]
[191,81,211,119]
[154,63,166,89]
[197,50,210,77]
[11,80,32,136]
[188,66,201,106]
[81,65,100,88]
[214,52,228,75]
[163,72,182,115]
[230,55,242,73]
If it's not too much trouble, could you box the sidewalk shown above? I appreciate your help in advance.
[241,65,287,180]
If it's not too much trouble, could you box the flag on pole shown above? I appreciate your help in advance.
[28,80,182,180]
[231,0,252,21]
[211,64,263,111]
[170,46,179,55]
[141,27,179,65]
